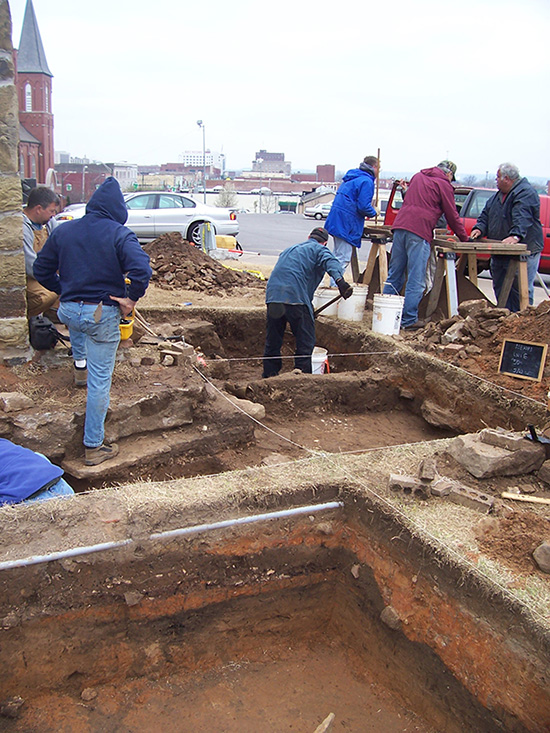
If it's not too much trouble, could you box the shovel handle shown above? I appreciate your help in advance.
[314,293,342,317]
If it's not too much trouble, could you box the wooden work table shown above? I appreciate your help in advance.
[427,237,529,318]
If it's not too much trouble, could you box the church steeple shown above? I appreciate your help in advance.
[15,0,54,183]
[17,0,52,77]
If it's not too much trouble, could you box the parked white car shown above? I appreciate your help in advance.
[55,192,239,245]
[304,203,332,220]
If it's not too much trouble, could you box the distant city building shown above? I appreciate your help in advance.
[253,150,291,176]
[180,150,225,175]
[108,161,138,191]
[316,164,335,182]
[55,150,70,165]
[14,0,54,183]
[56,162,111,203]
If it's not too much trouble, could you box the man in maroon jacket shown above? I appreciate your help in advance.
[383,161,468,329]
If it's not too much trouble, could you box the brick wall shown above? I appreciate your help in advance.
[0,2,29,362]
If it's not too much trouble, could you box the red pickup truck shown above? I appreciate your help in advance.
[382,181,550,273]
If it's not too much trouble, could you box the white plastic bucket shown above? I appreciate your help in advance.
[372,293,405,335]
[337,285,369,322]
[313,287,339,317]
[311,346,328,375]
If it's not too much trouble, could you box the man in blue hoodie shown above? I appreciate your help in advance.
[325,155,379,276]
[33,177,152,466]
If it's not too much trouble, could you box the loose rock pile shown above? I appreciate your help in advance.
[403,299,550,400]
[143,233,264,293]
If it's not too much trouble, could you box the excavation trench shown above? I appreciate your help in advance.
[1,306,549,731]
[1,474,549,733]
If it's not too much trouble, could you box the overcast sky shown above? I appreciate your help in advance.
[9,0,550,180]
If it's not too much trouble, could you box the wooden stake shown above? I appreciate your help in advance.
[501,492,550,506]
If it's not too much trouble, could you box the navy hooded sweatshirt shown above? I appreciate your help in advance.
[0,438,63,505]
[33,177,152,304]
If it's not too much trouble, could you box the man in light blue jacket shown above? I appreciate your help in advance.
[325,155,379,275]
[262,228,352,377]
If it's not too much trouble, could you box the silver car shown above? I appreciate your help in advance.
[55,192,239,245]
[304,203,332,220]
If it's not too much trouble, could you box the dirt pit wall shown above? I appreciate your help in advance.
[145,305,548,433]
[1,451,549,732]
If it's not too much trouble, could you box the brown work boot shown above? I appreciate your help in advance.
[74,365,88,387]
[84,443,119,466]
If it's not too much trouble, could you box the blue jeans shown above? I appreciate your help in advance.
[24,477,75,503]
[490,252,541,312]
[58,301,121,448]
[330,237,354,285]
[383,229,430,327]
[263,303,316,377]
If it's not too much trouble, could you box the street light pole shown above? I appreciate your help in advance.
[197,120,206,203]
[82,165,88,201]
[257,157,264,214]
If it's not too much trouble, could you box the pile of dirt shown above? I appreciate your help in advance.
[143,233,264,294]
[402,299,550,402]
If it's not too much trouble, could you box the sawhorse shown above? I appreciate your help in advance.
[426,242,529,318]
[350,237,389,290]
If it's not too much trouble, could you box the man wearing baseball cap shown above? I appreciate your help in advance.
[383,161,468,329]
[262,227,352,377]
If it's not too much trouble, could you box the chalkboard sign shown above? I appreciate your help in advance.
[498,339,548,381]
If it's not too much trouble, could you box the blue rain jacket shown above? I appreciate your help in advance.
[325,165,377,248]
[266,238,344,318]
[33,177,152,304]
[0,438,63,505]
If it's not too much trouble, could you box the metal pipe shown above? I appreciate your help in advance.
[149,501,343,541]
[0,501,343,572]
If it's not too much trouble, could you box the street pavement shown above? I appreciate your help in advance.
[236,213,549,307]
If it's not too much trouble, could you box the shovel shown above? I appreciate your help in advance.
[313,293,342,318]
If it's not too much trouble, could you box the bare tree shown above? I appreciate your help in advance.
[459,174,480,186]
[216,181,238,208]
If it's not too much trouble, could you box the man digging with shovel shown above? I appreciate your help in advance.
[262,227,353,378]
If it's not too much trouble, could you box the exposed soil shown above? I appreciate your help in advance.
[7,642,434,733]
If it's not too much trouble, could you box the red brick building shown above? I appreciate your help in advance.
[14,0,54,184]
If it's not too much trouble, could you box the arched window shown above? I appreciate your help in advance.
[25,83,32,111]
[19,151,25,176]
[31,155,36,178]
[45,86,49,113]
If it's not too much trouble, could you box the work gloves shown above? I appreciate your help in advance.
[336,278,353,300]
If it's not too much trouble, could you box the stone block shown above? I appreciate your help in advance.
[448,433,546,478]
[449,484,494,513]
[421,399,462,431]
[0,287,26,317]
[0,392,33,412]
[431,478,454,497]
[533,542,550,574]
[0,252,25,287]
[0,7,13,51]
[479,428,527,452]
[226,394,265,421]
[458,299,488,318]
[0,317,28,349]
[0,175,22,214]
[418,457,437,481]
[0,212,23,251]
[388,473,430,499]
[441,321,467,345]
[380,605,402,630]
[536,460,550,486]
